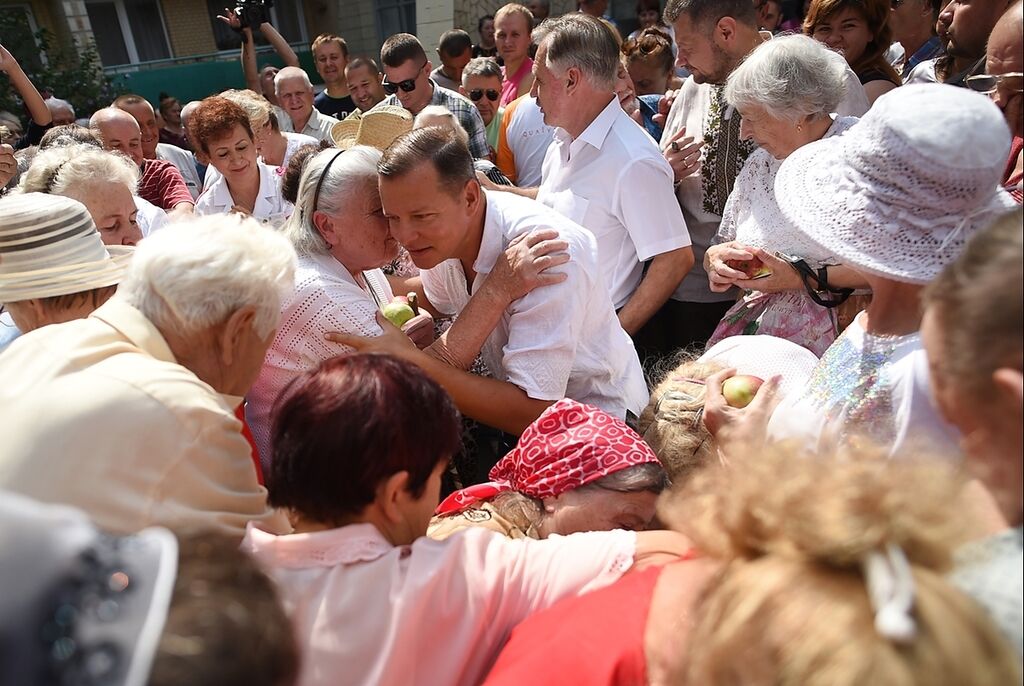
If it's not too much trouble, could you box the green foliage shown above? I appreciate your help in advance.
[0,11,125,124]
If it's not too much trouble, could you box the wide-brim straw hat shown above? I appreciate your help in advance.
[331,106,414,151]
[774,84,1016,285]
[0,192,132,302]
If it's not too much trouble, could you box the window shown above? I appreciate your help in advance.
[0,5,43,71]
[375,0,416,44]
[207,0,309,51]
[86,0,171,65]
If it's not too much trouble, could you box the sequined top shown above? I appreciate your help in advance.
[767,314,960,457]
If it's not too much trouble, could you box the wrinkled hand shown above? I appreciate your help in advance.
[216,8,242,29]
[488,228,570,301]
[652,88,677,128]
[475,169,500,191]
[229,204,252,217]
[0,144,16,188]
[702,369,783,457]
[401,312,435,349]
[729,247,802,293]
[663,126,703,183]
[704,241,755,292]
[324,311,419,359]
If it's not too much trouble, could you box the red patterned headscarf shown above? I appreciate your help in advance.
[435,398,660,515]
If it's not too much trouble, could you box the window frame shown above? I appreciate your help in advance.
[85,0,173,65]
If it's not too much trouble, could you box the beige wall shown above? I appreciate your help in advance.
[161,0,217,56]
[330,0,381,60]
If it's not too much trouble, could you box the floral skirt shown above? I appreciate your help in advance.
[706,289,838,357]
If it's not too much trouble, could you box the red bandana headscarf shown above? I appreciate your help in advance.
[436,398,660,515]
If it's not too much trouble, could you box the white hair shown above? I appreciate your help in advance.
[413,106,470,146]
[115,215,296,338]
[724,34,848,123]
[45,98,75,118]
[274,67,313,97]
[533,15,619,90]
[19,144,139,197]
[284,146,383,256]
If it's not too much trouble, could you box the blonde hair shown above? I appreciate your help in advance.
[219,89,272,131]
[637,357,718,484]
[660,447,1020,685]
[495,3,534,28]
[19,144,139,199]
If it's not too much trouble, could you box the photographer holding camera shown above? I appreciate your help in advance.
[218,3,299,109]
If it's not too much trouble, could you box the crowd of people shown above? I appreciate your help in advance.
[0,0,1021,683]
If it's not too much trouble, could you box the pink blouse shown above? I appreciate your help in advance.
[500,58,534,108]
[241,522,636,686]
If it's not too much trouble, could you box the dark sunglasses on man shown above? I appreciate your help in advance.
[468,88,500,102]
[382,61,427,95]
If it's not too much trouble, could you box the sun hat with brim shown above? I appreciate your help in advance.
[698,335,820,400]
[331,105,414,151]
[0,192,132,303]
[774,84,1016,285]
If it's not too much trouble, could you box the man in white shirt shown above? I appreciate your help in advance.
[497,15,694,345]
[371,127,648,435]
[495,95,554,187]
[657,0,869,352]
[274,66,341,143]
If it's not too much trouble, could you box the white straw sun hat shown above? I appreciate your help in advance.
[774,84,1016,285]
[0,192,132,302]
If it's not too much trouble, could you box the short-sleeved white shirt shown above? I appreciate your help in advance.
[241,522,637,686]
[504,96,554,188]
[247,252,393,468]
[537,96,691,309]
[419,190,649,418]
[193,161,293,226]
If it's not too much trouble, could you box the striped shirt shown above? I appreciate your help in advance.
[137,159,193,211]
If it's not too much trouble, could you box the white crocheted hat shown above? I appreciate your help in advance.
[774,84,1016,285]
[0,193,132,302]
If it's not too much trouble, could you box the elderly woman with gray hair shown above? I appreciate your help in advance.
[246,144,568,468]
[703,34,869,356]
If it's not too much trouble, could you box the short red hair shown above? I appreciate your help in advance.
[187,96,254,154]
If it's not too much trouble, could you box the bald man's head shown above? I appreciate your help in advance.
[89,107,145,167]
[986,1,1023,138]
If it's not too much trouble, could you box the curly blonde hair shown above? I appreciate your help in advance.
[659,446,1020,685]
[637,356,719,485]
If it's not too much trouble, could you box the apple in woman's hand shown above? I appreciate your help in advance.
[721,375,765,408]
[382,297,415,327]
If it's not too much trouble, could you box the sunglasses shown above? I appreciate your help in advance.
[382,61,427,95]
[468,88,500,102]
[965,72,1024,94]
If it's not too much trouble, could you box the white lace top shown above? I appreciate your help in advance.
[716,116,859,268]
[246,252,393,468]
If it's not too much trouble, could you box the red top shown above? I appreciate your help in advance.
[138,158,193,210]
[482,565,663,685]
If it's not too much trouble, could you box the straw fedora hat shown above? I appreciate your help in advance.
[331,106,414,151]
[0,193,132,303]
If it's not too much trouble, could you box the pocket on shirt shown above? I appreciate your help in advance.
[549,190,590,227]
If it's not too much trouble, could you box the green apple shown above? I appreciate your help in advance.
[721,375,764,409]
[382,300,415,327]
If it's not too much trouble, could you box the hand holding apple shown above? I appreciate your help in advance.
[382,296,416,328]
[721,375,765,409]
[703,368,783,459]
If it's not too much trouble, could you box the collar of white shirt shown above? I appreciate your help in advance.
[304,107,323,134]
[244,521,396,567]
[471,190,507,278]
[554,94,620,161]
[209,162,281,214]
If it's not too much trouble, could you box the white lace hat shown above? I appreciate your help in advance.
[699,335,820,400]
[774,84,1016,285]
[0,192,132,303]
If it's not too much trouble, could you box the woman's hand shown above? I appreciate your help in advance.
[728,247,802,293]
[475,170,500,192]
[0,144,16,188]
[324,311,419,360]
[702,368,783,458]
[663,126,703,182]
[487,228,570,302]
[401,312,435,349]
[0,44,20,74]
[704,241,755,292]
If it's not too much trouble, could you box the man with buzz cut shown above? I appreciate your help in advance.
[311,34,356,118]
[374,33,490,159]
[333,126,648,436]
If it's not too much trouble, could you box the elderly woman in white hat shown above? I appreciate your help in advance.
[703,35,869,357]
[763,84,1017,457]
[0,193,131,351]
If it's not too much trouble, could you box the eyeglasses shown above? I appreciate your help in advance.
[382,61,427,95]
[468,88,500,102]
[965,72,1024,95]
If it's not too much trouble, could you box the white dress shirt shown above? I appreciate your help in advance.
[194,161,293,226]
[537,96,691,309]
[246,252,393,469]
[419,190,649,418]
[278,106,340,144]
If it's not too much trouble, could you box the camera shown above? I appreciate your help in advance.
[234,0,274,29]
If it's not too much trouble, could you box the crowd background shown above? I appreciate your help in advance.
[0,0,1021,683]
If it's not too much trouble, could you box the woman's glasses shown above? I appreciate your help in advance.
[965,72,1024,95]
[468,88,500,102]
[382,61,427,95]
